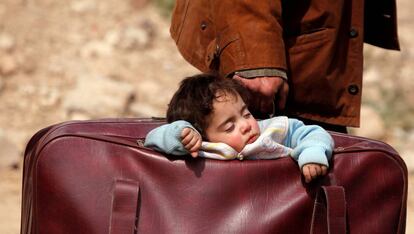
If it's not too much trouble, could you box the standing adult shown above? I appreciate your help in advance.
[169,0,399,132]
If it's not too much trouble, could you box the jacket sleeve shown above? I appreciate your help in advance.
[283,119,334,168]
[210,0,287,76]
[144,120,199,156]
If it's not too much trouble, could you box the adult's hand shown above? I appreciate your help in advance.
[233,75,289,117]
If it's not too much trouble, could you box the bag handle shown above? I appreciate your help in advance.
[109,179,140,234]
[310,186,347,234]
[107,181,344,234]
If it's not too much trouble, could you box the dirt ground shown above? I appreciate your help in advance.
[0,1,413,233]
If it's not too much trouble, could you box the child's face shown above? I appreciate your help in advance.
[205,92,260,152]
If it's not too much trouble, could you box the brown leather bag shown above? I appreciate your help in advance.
[21,118,407,234]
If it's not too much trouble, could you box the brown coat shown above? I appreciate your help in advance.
[170,0,399,127]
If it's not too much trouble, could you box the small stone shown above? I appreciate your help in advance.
[129,102,165,117]
[80,40,113,58]
[20,55,37,74]
[63,76,135,118]
[0,132,20,170]
[70,0,96,13]
[0,54,18,76]
[117,25,152,51]
[0,33,15,52]
[39,87,60,107]
[67,111,91,121]
[104,30,121,47]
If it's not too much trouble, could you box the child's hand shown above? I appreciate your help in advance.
[181,128,202,158]
[302,163,328,183]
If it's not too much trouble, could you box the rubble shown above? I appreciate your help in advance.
[0,131,20,170]
[63,75,135,118]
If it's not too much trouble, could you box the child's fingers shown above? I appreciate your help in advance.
[314,165,322,176]
[302,166,312,183]
[181,128,191,138]
[185,134,202,152]
[309,165,318,179]
[188,138,202,154]
[180,128,202,158]
[305,174,311,183]
[181,129,196,145]
[183,135,197,149]
[190,151,198,158]
[303,164,328,183]
[321,166,328,175]
[190,137,202,151]
[188,138,201,158]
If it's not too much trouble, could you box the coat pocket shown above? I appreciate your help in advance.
[286,28,331,54]
[285,28,342,115]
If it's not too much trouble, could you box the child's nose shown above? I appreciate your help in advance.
[240,120,251,133]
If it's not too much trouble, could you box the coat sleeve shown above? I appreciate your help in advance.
[210,0,287,76]
[283,119,334,168]
[144,120,199,156]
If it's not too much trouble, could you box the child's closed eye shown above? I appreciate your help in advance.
[243,110,252,119]
[224,123,235,133]
[243,113,252,118]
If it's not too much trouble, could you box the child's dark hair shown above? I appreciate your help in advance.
[167,73,249,138]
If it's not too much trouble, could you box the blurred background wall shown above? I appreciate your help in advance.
[0,0,412,233]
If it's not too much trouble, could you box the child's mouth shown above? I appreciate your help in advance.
[246,134,258,144]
